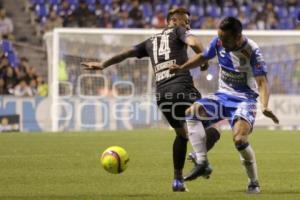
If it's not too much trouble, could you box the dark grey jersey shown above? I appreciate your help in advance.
[134,26,194,89]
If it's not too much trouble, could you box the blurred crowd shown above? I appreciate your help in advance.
[0,0,14,40]
[30,0,300,34]
[0,0,48,97]
[0,37,48,96]
[0,0,300,97]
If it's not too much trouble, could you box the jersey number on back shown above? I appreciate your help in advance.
[152,33,171,64]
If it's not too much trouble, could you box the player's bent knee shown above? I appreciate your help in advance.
[185,103,206,118]
[233,133,249,147]
[185,107,192,116]
[185,103,200,116]
[233,118,251,135]
[233,132,249,150]
[232,119,251,145]
[233,136,246,145]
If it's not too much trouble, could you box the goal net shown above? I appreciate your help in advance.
[45,29,300,132]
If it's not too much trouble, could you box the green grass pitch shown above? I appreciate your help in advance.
[0,129,300,200]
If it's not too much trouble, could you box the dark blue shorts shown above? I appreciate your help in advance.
[194,92,257,129]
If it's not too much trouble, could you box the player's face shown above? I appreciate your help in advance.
[218,29,240,51]
[171,14,191,30]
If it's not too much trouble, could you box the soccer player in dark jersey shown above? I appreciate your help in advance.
[81,8,220,192]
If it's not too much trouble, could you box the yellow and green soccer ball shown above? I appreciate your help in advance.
[101,146,129,174]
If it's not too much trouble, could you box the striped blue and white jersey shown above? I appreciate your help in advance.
[203,36,267,99]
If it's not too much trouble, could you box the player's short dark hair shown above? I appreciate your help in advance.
[219,17,243,37]
[167,7,190,22]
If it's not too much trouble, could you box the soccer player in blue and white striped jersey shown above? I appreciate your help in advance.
[170,17,279,194]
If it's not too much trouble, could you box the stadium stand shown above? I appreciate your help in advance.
[27,0,300,32]
[0,0,299,97]
[0,48,48,96]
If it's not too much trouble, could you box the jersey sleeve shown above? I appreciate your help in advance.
[133,40,148,58]
[175,26,192,43]
[250,48,267,76]
[203,36,218,59]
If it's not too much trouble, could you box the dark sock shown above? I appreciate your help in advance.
[173,135,188,179]
[205,127,221,151]
[235,142,249,151]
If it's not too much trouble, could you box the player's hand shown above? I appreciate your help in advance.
[262,108,279,124]
[169,64,181,74]
[81,62,104,70]
[200,62,209,71]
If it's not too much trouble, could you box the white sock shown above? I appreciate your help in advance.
[239,144,258,183]
[186,120,207,164]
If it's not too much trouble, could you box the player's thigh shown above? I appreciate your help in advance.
[230,101,256,143]
[172,102,193,138]
[157,99,187,134]
[187,96,222,123]
[232,118,252,144]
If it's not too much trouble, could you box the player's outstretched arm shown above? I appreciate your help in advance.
[185,36,209,71]
[256,75,279,124]
[169,53,208,74]
[81,48,139,70]
[185,35,204,54]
